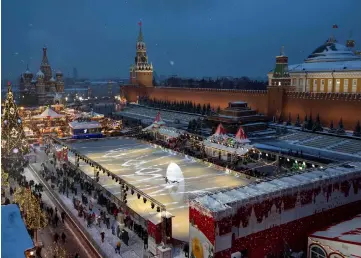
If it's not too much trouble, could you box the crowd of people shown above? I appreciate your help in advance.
[40,147,150,255]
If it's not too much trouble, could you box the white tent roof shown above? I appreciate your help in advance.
[33,107,64,119]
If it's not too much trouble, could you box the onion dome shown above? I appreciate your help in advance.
[49,77,56,82]
[56,70,63,76]
[24,65,33,78]
[36,70,44,78]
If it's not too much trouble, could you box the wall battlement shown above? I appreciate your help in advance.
[155,87,268,95]
[286,91,361,101]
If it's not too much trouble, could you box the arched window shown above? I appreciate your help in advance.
[310,245,326,258]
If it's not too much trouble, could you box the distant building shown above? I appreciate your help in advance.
[20,47,65,105]
[268,35,361,93]
[73,67,78,80]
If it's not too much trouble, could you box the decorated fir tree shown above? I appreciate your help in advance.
[286,113,292,126]
[1,82,29,177]
[294,114,301,127]
[329,120,335,132]
[353,121,361,137]
[337,118,345,134]
[312,114,323,132]
[307,113,314,131]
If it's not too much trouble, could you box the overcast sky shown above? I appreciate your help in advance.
[2,0,361,80]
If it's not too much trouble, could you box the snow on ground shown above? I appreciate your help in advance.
[68,137,253,241]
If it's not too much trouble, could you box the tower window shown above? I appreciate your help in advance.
[352,79,357,93]
[313,79,317,92]
[328,79,333,92]
[320,79,325,92]
[306,79,310,91]
[335,79,340,92]
[343,79,349,92]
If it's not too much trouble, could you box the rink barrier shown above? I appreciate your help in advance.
[29,164,106,258]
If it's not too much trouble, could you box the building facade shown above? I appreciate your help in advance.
[121,28,361,130]
[129,23,153,87]
[20,47,64,105]
[268,37,361,93]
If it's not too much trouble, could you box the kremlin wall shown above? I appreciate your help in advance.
[121,25,361,130]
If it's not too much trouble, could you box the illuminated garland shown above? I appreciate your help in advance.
[45,244,67,258]
[13,187,48,230]
[1,170,9,189]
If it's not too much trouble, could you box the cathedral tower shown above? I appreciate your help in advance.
[40,47,53,82]
[270,46,291,87]
[130,22,153,87]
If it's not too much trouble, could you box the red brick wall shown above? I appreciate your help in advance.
[283,92,361,130]
[121,85,361,130]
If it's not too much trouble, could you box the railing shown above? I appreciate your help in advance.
[48,136,166,212]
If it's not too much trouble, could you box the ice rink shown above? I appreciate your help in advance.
[70,138,252,241]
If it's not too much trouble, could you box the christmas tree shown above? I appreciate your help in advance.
[353,121,361,137]
[1,82,29,177]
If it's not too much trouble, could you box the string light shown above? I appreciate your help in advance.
[13,187,48,244]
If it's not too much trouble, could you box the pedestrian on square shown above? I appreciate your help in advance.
[54,233,59,243]
[61,232,66,243]
[115,241,121,254]
[54,214,59,227]
[61,211,66,223]
[100,232,105,243]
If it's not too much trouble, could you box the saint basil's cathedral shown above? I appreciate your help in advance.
[20,47,64,105]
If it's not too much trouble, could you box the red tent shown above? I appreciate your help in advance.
[154,112,161,123]
[235,126,250,143]
[214,123,226,135]
[235,126,247,140]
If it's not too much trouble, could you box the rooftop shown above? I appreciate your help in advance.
[192,162,361,214]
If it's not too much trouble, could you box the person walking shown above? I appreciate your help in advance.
[61,211,66,223]
[61,232,66,243]
[54,233,60,243]
[54,214,59,227]
[100,232,105,243]
[115,241,121,254]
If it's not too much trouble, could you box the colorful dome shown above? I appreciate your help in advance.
[36,70,44,77]
[305,39,360,63]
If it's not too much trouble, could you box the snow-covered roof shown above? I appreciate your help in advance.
[36,70,44,77]
[158,127,183,138]
[1,204,34,258]
[192,162,361,215]
[288,60,361,73]
[31,79,37,83]
[305,42,360,63]
[32,107,64,119]
[56,70,63,75]
[24,69,32,75]
[49,77,56,82]
[203,140,252,156]
[69,120,101,129]
[310,213,361,245]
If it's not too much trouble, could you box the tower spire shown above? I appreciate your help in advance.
[280,46,285,56]
[42,46,49,65]
[137,21,143,42]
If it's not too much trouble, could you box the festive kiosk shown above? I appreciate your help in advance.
[31,107,66,136]
[147,211,173,258]
[189,162,361,258]
[1,204,36,258]
[69,119,103,139]
[203,124,253,161]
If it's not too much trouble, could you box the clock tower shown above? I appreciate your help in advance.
[130,22,153,87]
